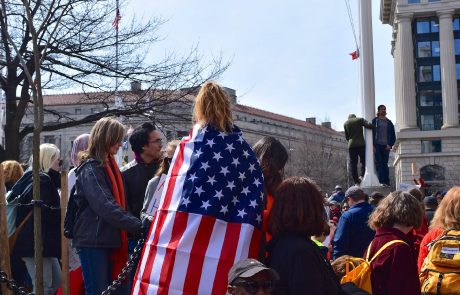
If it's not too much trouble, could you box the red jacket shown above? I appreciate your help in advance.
[365,227,421,295]
[417,227,443,272]
[413,215,429,255]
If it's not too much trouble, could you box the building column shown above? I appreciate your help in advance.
[438,10,459,129]
[396,14,418,130]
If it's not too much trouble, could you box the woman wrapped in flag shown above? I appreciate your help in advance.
[132,82,265,294]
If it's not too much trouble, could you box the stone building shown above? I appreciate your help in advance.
[381,0,460,191]
[18,86,347,192]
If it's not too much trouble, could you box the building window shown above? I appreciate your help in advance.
[432,41,440,56]
[418,65,440,82]
[454,17,460,31]
[416,18,438,34]
[44,135,55,144]
[420,164,445,181]
[419,89,442,106]
[417,42,431,57]
[75,108,81,115]
[421,140,441,153]
[408,0,420,3]
[420,113,443,130]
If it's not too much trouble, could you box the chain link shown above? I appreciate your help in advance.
[101,237,145,295]
[1,237,144,295]
[0,270,34,295]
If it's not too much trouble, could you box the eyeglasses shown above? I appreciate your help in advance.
[149,138,162,145]
[232,280,275,294]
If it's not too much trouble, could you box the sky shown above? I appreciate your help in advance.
[125,0,395,131]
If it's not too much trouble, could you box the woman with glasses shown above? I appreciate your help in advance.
[13,143,63,295]
[72,117,141,295]
[266,177,341,295]
[140,139,180,229]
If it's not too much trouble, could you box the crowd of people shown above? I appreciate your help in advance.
[3,81,460,295]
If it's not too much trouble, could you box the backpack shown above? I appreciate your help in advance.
[340,240,407,293]
[420,229,460,295]
[63,161,90,239]
[6,171,36,236]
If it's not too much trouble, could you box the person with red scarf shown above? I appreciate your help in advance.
[72,117,141,295]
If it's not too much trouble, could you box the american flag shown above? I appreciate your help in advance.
[132,124,265,295]
[112,8,121,31]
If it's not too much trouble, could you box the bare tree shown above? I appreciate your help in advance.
[291,135,347,194]
[0,0,226,161]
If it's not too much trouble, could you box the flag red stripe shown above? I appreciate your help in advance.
[138,140,188,294]
[248,229,262,259]
[131,218,156,295]
[157,212,189,294]
[138,212,166,294]
[183,216,216,294]
[211,223,242,295]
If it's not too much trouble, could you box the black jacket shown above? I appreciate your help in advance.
[121,160,158,220]
[72,159,141,248]
[13,170,61,258]
[267,233,340,295]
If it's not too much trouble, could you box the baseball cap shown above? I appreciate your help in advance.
[335,185,342,190]
[228,259,279,285]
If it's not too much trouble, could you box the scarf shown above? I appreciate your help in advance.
[104,155,128,281]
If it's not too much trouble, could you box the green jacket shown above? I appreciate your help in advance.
[344,117,374,148]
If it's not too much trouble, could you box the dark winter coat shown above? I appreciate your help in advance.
[72,159,141,248]
[365,227,420,295]
[333,202,375,259]
[13,170,61,258]
[372,117,396,147]
[120,159,158,219]
[266,233,340,295]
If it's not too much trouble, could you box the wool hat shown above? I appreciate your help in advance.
[345,186,364,200]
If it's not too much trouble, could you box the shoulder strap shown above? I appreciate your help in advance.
[369,240,408,263]
[365,241,373,261]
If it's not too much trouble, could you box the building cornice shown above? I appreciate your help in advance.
[380,0,394,25]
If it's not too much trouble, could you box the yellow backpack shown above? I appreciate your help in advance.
[420,229,460,295]
[340,240,408,293]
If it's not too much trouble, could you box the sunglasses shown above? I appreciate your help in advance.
[232,280,275,294]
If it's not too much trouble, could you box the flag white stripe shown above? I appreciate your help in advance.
[147,211,177,294]
[168,141,194,211]
[233,224,255,265]
[197,219,228,294]
[168,213,202,293]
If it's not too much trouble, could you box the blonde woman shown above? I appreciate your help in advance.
[132,82,265,294]
[73,117,140,295]
[418,187,460,271]
[14,143,62,295]
[2,160,24,191]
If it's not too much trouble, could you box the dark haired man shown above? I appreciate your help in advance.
[333,186,375,260]
[121,122,162,220]
[121,122,162,279]
[372,105,396,187]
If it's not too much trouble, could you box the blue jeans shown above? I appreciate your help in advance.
[22,257,61,295]
[374,144,390,185]
[77,247,130,295]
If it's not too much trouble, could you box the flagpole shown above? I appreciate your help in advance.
[358,0,379,188]
[115,0,119,96]
[114,0,124,166]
